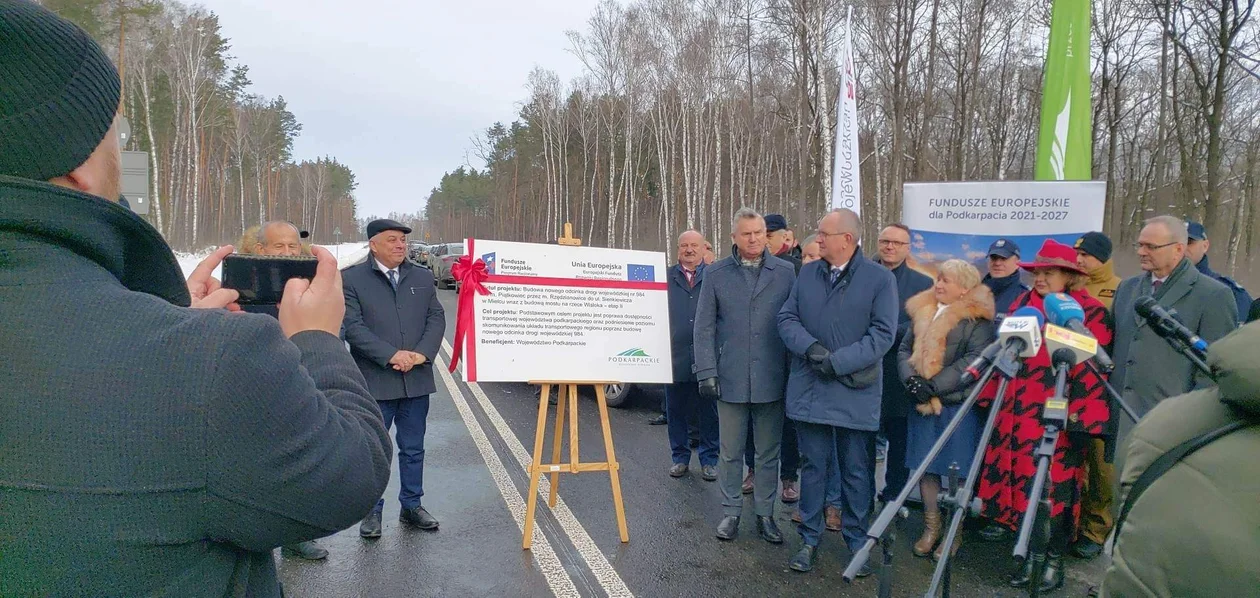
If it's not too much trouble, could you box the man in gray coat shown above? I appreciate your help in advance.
[1112,214,1238,419]
[343,219,447,538]
[694,208,796,544]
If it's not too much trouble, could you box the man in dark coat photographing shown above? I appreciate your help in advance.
[777,209,899,575]
[0,4,393,595]
[343,219,447,538]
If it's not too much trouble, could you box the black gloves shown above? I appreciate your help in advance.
[905,375,936,403]
[806,342,836,378]
[698,377,721,399]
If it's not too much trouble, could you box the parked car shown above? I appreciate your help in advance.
[428,242,465,289]
[602,382,639,408]
[407,242,432,267]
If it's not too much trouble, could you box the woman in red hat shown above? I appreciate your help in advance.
[974,239,1113,593]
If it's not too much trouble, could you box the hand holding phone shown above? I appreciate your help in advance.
[277,246,345,338]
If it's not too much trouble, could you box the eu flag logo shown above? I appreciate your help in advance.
[482,252,497,274]
[627,264,655,282]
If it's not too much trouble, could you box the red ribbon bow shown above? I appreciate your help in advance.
[448,255,491,374]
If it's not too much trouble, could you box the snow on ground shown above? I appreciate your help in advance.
[175,242,371,280]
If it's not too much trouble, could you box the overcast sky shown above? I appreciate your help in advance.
[200,0,600,219]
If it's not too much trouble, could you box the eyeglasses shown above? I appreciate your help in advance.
[816,230,851,241]
[877,239,909,247]
[1133,241,1179,252]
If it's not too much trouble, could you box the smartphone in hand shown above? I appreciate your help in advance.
[222,254,318,305]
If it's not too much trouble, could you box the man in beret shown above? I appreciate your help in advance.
[343,219,447,537]
[1075,231,1122,310]
[0,3,391,595]
[1185,221,1252,323]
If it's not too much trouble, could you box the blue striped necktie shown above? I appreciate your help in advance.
[388,269,398,289]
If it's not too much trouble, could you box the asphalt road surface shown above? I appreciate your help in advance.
[278,290,1108,597]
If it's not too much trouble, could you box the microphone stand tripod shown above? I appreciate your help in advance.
[1012,349,1076,598]
[923,349,1021,598]
[843,348,1021,598]
[1147,318,1212,378]
[1083,361,1141,424]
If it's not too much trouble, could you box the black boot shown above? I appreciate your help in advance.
[1038,554,1065,593]
[1009,558,1035,588]
[716,516,740,541]
[788,545,816,572]
[756,516,783,544]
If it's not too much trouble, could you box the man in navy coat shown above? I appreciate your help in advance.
[874,223,932,504]
[778,209,898,574]
[665,231,719,480]
[343,219,447,538]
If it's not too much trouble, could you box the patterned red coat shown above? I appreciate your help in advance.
[977,288,1114,535]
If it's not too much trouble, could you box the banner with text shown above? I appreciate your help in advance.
[458,239,672,384]
[902,181,1105,277]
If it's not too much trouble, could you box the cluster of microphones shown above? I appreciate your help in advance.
[960,293,1211,388]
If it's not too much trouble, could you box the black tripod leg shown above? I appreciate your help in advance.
[879,515,898,598]
[1027,471,1053,598]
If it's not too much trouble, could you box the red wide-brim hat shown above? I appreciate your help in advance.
[1019,239,1087,274]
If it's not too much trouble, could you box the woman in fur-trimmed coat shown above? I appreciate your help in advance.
[897,259,996,560]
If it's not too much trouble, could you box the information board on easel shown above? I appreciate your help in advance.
[446,223,671,549]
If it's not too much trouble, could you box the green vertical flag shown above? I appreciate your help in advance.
[1035,0,1092,181]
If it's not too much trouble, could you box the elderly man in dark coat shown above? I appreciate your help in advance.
[694,208,797,544]
[0,5,392,595]
[665,230,719,480]
[778,209,899,575]
[873,223,932,504]
[343,219,447,538]
[1112,215,1238,419]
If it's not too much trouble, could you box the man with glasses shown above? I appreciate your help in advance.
[1111,215,1238,419]
[778,209,898,574]
[873,224,932,508]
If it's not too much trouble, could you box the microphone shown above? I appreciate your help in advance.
[959,306,1045,385]
[1043,293,1114,371]
[1134,296,1209,353]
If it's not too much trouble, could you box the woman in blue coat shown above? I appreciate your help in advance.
[897,259,996,561]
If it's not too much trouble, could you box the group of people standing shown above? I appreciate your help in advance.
[659,206,1251,590]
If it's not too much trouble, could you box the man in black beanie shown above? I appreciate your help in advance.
[0,2,392,596]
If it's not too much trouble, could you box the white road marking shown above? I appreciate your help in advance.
[435,356,580,597]
[442,339,634,598]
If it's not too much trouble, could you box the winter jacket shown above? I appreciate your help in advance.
[0,176,392,597]
[898,285,997,404]
[882,261,934,418]
[342,258,446,401]
[693,249,796,404]
[1084,260,1122,310]
[667,263,704,382]
[777,251,899,431]
[1196,255,1252,325]
[1111,258,1238,417]
[983,271,1030,324]
[1102,322,1260,598]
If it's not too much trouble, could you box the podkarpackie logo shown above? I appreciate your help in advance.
[609,348,661,365]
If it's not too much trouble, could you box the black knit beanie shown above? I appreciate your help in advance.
[0,0,121,181]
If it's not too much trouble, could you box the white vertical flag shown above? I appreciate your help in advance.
[831,6,860,216]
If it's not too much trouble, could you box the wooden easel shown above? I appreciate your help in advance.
[520,223,630,550]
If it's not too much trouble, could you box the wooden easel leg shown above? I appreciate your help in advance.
[568,384,580,470]
[595,385,630,543]
[523,383,552,550]
[547,384,567,508]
